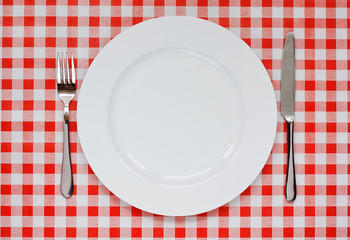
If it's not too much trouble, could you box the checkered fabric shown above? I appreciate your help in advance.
[0,0,349,239]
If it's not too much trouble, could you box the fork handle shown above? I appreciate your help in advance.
[285,121,296,201]
[61,104,74,198]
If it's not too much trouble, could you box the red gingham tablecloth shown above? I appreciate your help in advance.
[1,0,349,239]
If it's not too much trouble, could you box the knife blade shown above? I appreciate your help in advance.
[280,32,296,202]
[281,32,295,122]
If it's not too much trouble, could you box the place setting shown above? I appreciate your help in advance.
[59,16,293,216]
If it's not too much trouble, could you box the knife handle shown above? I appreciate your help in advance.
[285,121,296,201]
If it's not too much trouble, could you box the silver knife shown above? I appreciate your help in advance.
[280,32,296,201]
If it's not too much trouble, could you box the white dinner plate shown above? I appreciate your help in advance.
[78,16,277,216]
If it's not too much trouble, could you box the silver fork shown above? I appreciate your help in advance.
[57,52,76,198]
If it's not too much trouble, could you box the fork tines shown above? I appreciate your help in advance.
[56,52,76,86]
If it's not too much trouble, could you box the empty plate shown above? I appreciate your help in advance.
[77,16,277,216]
